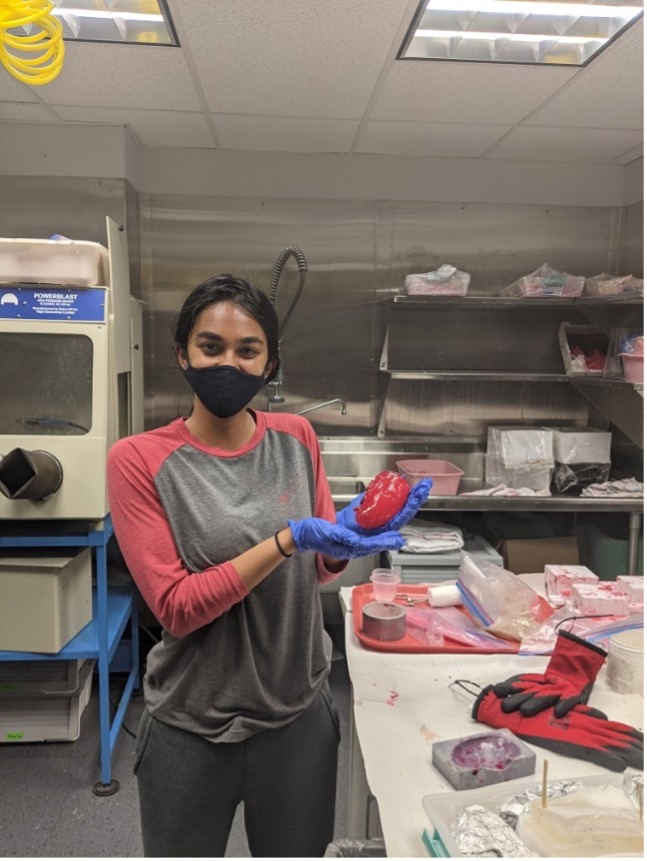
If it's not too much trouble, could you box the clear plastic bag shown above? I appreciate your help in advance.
[405,605,517,651]
[457,554,553,642]
[405,263,470,296]
[500,263,584,298]
[552,462,611,494]
[584,273,644,296]
[519,609,644,655]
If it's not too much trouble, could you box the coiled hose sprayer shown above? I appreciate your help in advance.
[269,246,308,338]
[0,0,65,86]
[267,246,308,405]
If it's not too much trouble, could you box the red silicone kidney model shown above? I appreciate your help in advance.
[354,470,410,529]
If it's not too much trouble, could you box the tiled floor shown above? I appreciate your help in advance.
[0,647,352,858]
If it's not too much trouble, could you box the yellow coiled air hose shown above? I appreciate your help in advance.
[0,0,64,86]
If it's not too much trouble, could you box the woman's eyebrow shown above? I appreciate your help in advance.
[194,331,264,345]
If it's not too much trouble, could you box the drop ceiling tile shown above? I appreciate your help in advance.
[0,103,60,122]
[525,21,643,130]
[371,61,576,125]
[28,43,201,111]
[356,120,511,157]
[172,0,413,118]
[486,126,643,163]
[0,72,39,103]
[54,106,214,147]
[212,114,359,152]
[613,144,644,165]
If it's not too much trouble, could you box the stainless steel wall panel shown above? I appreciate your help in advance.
[0,176,126,242]
[381,379,588,438]
[385,304,585,373]
[140,194,381,431]
[622,200,644,278]
[384,202,614,294]
[125,180,142,300]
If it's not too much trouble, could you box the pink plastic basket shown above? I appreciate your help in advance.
[620,354,644,383]
[396,459,464,496]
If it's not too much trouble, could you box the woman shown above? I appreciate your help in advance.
[107,273,429,858]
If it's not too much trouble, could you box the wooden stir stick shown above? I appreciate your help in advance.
[541,760,549,808]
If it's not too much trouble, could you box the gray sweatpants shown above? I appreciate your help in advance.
[133,684,341,857]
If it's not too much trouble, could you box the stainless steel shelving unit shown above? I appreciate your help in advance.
[378,293,644,441]
[372,293,644,573]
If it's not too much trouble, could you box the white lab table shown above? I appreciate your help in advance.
[339,582,644,858]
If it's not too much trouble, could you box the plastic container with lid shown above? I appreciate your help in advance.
[606,628,644,695]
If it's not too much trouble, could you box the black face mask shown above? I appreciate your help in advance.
[184,364,267,419]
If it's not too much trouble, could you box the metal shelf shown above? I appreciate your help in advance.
[388,294,643,308]
[380,370,571,382]
[419,495,644,513]
[0,587,133,662]
[570,376,642,390]
[330,487,642,512]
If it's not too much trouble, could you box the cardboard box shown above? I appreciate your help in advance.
[502,536,579,575]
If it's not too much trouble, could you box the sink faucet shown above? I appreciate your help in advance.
[296,398,347,417]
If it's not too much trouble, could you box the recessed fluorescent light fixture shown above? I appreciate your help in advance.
[399,0,643,65]
[46,0,178,45]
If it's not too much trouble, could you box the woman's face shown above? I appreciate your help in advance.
[180,301,273,377]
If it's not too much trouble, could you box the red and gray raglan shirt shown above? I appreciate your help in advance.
[107,410,346,743]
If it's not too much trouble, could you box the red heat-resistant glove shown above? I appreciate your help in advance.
[473,685,644,773]
[492,630,607,717]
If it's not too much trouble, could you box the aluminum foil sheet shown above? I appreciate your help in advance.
[452,804,535,857]
[623,772,644,812]
[497,778,586,829]
[450,778,641,856]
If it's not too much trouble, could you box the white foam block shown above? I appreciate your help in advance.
[544,565,598,605]
[615,575,644,604]
[571,582,630,616]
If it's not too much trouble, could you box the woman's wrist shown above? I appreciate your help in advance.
[277,527,296,557]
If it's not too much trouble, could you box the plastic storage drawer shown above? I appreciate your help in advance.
[0,659,94,743]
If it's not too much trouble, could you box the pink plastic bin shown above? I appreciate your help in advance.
[620,354,644,383]
[396,459,464,496]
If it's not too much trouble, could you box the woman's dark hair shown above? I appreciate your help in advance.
[174,273,280,382]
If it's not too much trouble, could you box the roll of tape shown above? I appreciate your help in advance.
[362,602,406,641]
[427,582,461,607]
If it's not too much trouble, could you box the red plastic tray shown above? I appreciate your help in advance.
[352,583,520,654]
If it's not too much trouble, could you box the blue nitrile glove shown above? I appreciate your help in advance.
[336,478,432,535]
[288,518,405,559]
